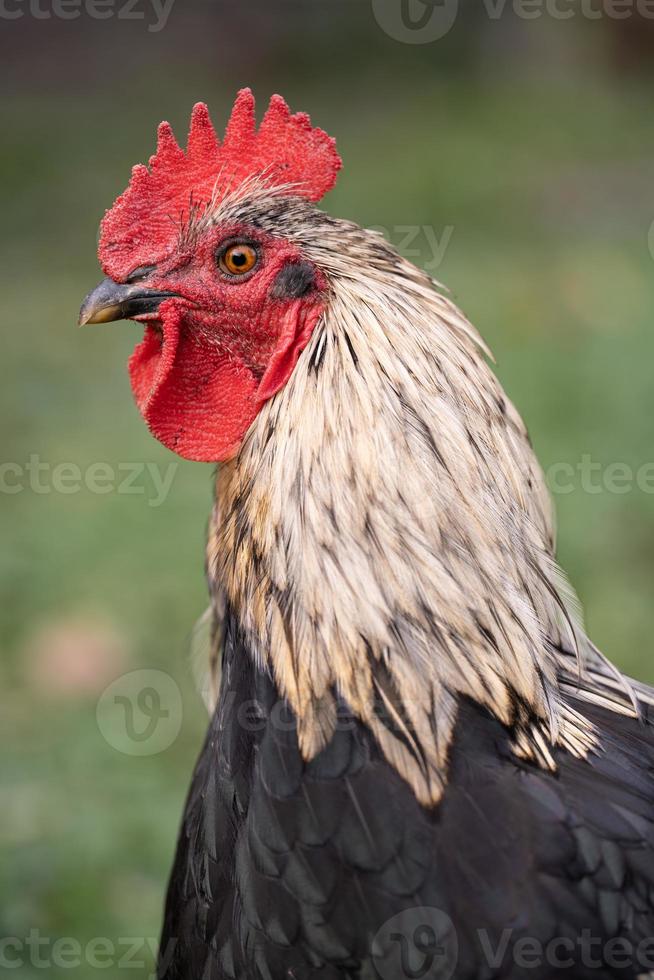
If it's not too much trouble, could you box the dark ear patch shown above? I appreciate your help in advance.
[270,261,315,300]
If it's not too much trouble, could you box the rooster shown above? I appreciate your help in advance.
[79,91,654,980]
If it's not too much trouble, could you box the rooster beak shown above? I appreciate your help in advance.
[78,277,180,326]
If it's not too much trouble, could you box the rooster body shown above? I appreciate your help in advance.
[160,619,654,979]
[79,92,654,980]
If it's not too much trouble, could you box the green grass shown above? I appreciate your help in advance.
[3,54,654,977]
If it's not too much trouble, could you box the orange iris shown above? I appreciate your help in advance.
[219,243,258,276]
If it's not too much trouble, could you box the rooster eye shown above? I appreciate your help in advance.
[125,264,156,284]
[218,243,259,278]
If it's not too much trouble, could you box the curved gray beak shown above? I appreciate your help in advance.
[78,277,180,326]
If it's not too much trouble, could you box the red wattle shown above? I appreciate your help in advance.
[257,300,322,403]
[128,304,260,462]
[127,296,322,462]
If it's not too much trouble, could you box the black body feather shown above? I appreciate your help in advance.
[158,611,654,979]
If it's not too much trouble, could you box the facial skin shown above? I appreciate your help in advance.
[80,222,326,461]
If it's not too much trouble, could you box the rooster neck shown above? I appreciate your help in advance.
[206,235,596,805]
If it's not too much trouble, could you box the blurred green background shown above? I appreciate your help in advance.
[2,1,654,975]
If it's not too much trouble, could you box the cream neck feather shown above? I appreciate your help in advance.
[207,204,598,803]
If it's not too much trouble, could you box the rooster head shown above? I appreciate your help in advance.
[79,90,341,461]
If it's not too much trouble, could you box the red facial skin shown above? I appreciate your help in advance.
[125,225,325,462]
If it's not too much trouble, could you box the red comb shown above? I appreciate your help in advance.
[99,89,342,281]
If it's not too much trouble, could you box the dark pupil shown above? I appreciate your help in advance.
[231,250,248,267]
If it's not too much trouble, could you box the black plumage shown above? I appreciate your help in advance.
[158,610,654,980]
